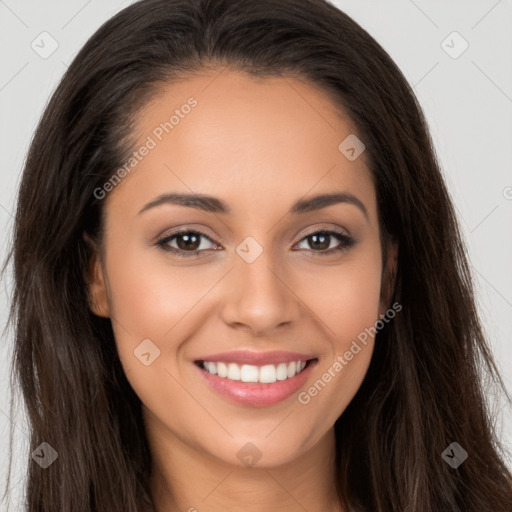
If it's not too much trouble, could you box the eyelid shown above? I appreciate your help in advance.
[155,224,222,245]
[297,224,351,241]
[155,227,219,254]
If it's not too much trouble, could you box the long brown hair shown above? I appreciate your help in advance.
[3,0,512,510]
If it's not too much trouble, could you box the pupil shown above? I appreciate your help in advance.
[310,234,329,250]
[177,233,200,250]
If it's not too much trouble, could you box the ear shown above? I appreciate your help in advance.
[83,233,110,318]
[379,239,398,317]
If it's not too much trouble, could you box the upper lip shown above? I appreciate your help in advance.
[195,350,316,366]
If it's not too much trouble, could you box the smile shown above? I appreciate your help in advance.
[193,351,318,407]
[198,360,308,384]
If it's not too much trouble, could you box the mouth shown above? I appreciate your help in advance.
[193,354,318,407]
[194,359,314,383]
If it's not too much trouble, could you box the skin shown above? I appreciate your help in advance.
[88,68,397,512]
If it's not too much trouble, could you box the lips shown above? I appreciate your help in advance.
[193,350,318,407]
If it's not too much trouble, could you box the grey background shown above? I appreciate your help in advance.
[1,0,511,508]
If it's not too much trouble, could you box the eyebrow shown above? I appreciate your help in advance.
[138,191,368,219]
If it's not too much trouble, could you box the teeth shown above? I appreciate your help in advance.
[201,360,308,383]
[276,363,288,381]
[259,364,276,383]
[217,362,227,378]
[206,361,217,375]
[227,363,241,380]
[241,364,259,382]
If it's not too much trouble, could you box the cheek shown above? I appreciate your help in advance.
[101,237,205,375]
[292,256,382,419]
[297,249,383,344]
[104,237,214,334]
[102,245,211,430]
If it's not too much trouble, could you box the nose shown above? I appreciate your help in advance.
[220,249,301,336]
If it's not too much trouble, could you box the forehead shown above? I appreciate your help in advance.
[108,69,376,221]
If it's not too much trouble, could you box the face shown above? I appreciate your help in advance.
[88,69,395,468]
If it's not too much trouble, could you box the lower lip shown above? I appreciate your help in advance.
[194,360,318,407]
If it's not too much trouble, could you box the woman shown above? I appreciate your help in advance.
[4,0,512,510]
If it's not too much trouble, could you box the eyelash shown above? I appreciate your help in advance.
[155,228,356,258]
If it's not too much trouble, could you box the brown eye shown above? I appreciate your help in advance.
[295,230,356,255]
[306,233,331,250]
[156,230,219,257]
[174,232,201,251]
